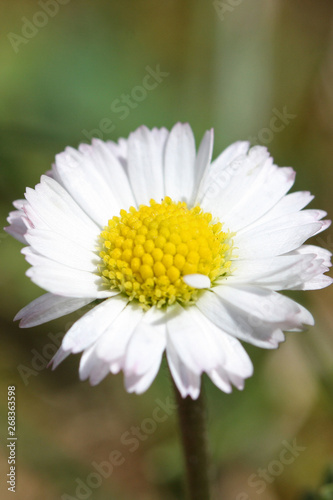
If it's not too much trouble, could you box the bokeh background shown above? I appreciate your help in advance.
[1,1,333,499]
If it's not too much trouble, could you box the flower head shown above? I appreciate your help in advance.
[6,123,332,398]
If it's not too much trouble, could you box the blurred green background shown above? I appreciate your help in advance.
[1,0,333,499]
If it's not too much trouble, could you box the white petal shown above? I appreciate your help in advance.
[124,356,162,394]
[166,340,201,399]
[225,253,328,291]
[197,289,297,349]
[25,176,100,247]
[213,285,302,323]
[88,362,111,386]
[164,123,196,203]
[5,206,29,244]
[25,229,99,272]
[53,146,132,226]
[14,293,94,328]
[190,129,214,205]
[79,345,100,381]
[199,145,269,215]
[196,140,250,205]
[235,220,324,259]
[127,126,168,205]
[166,303,223,374]
[26,263,116,299]
[207,331,254,393]
[124,307,166,376]
[49,346,71,370]
[62,296,127,353]
[183,273,211,289]
[96,303,145,365]
[86,139,135,209]
[221,166,296,231]
[238,209,326,237]
[106,137,128,162]
[295,274,333,290]
[296,244,332,267]
[244,191,314,230]
[314,219,331,235]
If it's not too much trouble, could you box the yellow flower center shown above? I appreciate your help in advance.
[99,197,233,308]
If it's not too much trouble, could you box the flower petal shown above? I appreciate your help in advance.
[49,346,71,370]
[124,356,163,394]
[26,263,117,299]
[95,303,145,366]
[53,145,134,226]
[24,176,100,247]
[207,332,253,393]
[222,166,296,231]
[127,126,168,205]
[62,296,127,353]
[164,123,196,203]
[25,229,99,272]
[226,252,330,291]
[183,274,211,289]
[14,293,94,328]
[124,307,166,376]
[235,217,324,259]
[190,128,214,205]
[196,287,311,349]
[166,340,201,399]
[166,303,223,374]
[196,140,250,205]
[5,202,30,244]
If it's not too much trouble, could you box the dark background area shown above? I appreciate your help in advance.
[1,1,333,499]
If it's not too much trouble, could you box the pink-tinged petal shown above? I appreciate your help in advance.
[5,200,30,244]
[49,346,71,370]
[14,293,94,328]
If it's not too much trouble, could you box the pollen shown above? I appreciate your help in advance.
[98,197,234,309]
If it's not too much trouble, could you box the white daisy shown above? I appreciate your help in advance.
[6,123,332,399]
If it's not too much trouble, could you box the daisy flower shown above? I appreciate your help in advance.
[6,123,332,399]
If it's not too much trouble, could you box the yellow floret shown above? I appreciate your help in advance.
[98,196,234,308]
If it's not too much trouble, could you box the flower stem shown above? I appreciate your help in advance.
[173,381,212,500]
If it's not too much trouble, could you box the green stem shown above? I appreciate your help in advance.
[173,380,212,500]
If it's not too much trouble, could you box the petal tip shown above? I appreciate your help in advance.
[183,274,211,289]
